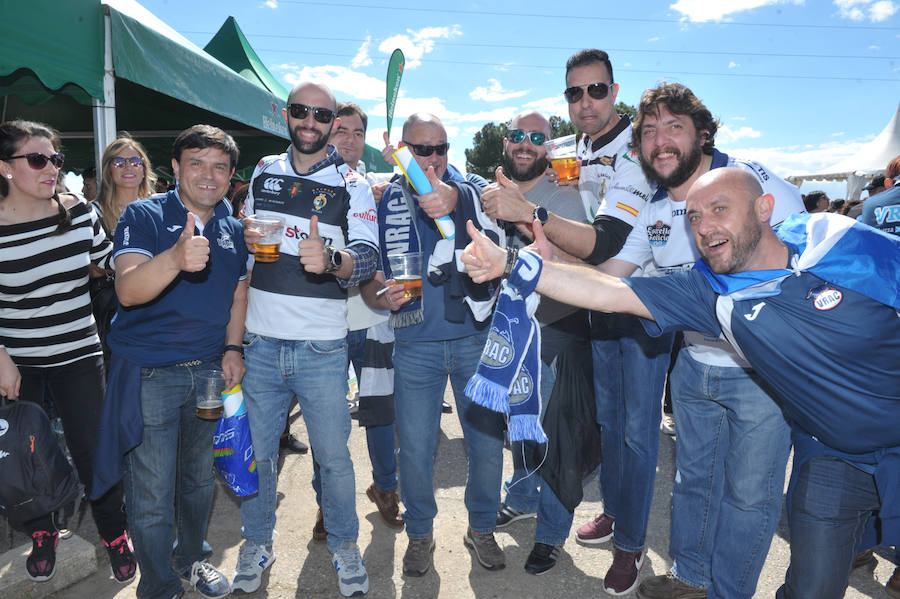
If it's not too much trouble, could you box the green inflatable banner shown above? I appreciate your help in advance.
[385,49,405,138]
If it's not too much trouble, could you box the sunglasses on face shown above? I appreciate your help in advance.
[6,152,65,170]
[402,142,450,157]
[564,82,612,104]
[506,129,548,146]
[110,156,143,169]
[287,103,336,124]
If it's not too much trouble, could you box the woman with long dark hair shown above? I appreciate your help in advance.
[0,120,135,584]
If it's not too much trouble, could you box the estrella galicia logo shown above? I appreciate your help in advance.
[217,231,235,251]
[509,364,533,406]
[261,177,283,194]
[647,221,671,246]
[807,285,843,311]
[0,418,8,437]
[481,313,517,368]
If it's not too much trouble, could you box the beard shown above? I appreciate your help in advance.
[641,142,702,189]
[501,147,549,182]
[291,125,329,155]
[701,217,762,274]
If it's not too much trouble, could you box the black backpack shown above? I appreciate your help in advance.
[0,400,81,525]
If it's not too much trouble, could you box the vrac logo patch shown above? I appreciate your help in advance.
[808,285,843,311]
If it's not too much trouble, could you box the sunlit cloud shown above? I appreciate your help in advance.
[351,37,373,69]
[377,25,462,69]
[278,65,384,101]
[670,0,803,22]
[834,0,898,21]
[470,79,531,102]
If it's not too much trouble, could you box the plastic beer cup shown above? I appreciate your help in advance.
[544,135,580,183]
[244,214,286,262]
[196,368,226,420]
[387,252,424,299]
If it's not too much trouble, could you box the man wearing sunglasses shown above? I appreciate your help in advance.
[362,112,506,578]
[234,81,378,598]
[480,111,590,575]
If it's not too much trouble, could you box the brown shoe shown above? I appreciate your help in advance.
[312,507,327,542]
[366,483,404,528]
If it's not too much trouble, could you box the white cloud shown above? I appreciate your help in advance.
[279,65,384,101]
[369,96,460,122]
[717,124,762,144]
[731,116,747,121]
[454,108,519,123]
[670,0,803,22]
[724,138,872,178]
[648,36,661,42]
[728,61,740,68]
[263,0,278,8]
[351,37,373,69]
[469,79,531,102]
[523,95,570,120]
[377,25,462,69]
[831,131,846,136]
[834,0,898,21]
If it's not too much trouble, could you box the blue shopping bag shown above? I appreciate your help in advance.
[213,385,258,496]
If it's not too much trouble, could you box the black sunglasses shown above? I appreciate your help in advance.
[564,82,613,104]
[287,103,336,124]
[507,129,548,146]
[403,142,450,157]
[110,156,143,169]
[6,152,65,170]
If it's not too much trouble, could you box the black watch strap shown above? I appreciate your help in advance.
[224,344,244,357]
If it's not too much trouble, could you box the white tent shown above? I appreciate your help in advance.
[787,102,900,200]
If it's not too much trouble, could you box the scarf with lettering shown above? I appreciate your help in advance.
[465,250,547,443]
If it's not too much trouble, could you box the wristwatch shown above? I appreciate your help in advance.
[532,205,549,225]
[324,246,342,273]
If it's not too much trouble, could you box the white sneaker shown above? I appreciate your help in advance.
[333,542,368,596]
[231,541,274,593]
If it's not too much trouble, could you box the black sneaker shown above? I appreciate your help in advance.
[26,530,59,582]
[524,542,560,575]
[103,531,137,583]
[495,503,536,529]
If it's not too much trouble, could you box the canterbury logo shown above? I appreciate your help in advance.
[262,177,283,192]
[744,302,766,321]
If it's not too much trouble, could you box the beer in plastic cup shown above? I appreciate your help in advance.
[196,368,226,420]
[388,252,424,299]
[544,135,580,183]
[244,214,286,263]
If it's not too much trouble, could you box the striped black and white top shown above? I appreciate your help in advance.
[0,198,113,368]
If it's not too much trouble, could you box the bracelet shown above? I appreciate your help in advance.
[502,248,519,278]
[224,344,245,357]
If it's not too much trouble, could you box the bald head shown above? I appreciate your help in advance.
[503,111,552,183]
[288,81,337,111]
[401,113,449,179]
[688,167,764,209]
[510,111,551,137]
[402,113,445,139]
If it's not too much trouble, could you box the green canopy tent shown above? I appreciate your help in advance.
[0,0,290,180]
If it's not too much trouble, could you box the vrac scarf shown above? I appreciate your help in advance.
[466,250,547,443]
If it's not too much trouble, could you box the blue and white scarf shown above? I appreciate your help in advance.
[465,250,547,443]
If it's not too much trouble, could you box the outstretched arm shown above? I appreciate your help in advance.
[461,219,653,320]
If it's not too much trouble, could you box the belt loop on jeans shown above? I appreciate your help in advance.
[176,359,203,367]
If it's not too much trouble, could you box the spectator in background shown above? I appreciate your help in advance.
[828,198,844,213]
[81,166,98,202]
[802,190,829,213]
[861,156,900,237]
[95,135,156,235]
[864,174,886,198]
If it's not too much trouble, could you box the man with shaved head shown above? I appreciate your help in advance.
[462,165,900,599]
[480,110,588,575]
[234,81,379,596]
[597,82,804,599]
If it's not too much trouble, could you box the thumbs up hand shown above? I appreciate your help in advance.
[480,166,533,223]
[418,165,458,218]
[298,215,328,274]
[381,131,397,166]
[173,212,210,272]
[461,219,506,283]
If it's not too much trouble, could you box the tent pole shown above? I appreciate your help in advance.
[91,9,117,170]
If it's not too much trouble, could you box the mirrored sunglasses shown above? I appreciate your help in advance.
[507,129,547,146]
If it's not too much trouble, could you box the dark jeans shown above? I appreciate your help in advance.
[18,355,127,541]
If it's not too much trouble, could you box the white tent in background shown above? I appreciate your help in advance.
[787,102,900,200]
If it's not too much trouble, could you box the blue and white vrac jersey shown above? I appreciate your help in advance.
[613,149,805,367]
[243,147,378,340]
[577,115,653,226]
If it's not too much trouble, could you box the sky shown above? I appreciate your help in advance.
[132,0,899,199]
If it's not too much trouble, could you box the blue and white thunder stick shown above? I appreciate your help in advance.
[392,146,455,240]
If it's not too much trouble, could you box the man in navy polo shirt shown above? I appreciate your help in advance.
[462,166,900,599]
[109,124,248,599]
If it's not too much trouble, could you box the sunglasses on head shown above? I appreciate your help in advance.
[403,142,450,157]
[6,152,65,170]
[287,103,336,124]
[110,156,143,169]
[506,129,548,146]
[564,82,612,104]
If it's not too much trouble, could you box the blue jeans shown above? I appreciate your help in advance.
[241,334,357,553]
[670,352,791,599]
[502,360,576,546]
[312,329,398,500]
[124,360,220,599]
[393,333,505,538]
[592,314,673,552]
[776,456,880,599]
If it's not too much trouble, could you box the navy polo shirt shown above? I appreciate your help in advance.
[108,191,248,367]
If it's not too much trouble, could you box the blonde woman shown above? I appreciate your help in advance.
[95,135,156,233]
